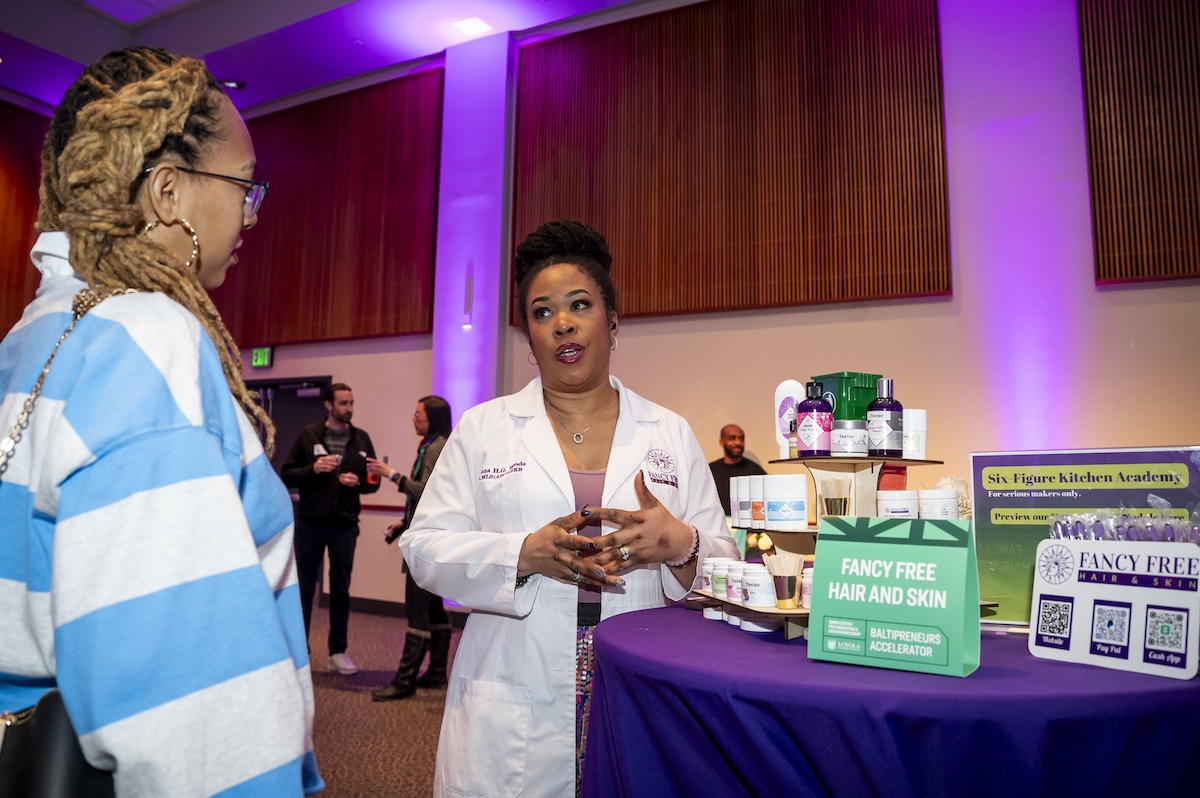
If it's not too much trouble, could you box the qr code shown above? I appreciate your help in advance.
[1092,605,1129,644]
[1038,600,1072,636]
[1145,608,1186,653]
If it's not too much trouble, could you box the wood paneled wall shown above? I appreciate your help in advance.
[0,102,49,334]
[513,0,951,318]
[211,69,444,345]
[1079,0,1199,283]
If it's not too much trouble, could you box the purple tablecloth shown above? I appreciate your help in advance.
[581,605,1200,798]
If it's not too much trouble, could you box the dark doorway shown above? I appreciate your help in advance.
[248,377,331,480]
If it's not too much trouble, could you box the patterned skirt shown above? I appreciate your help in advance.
[575,624,597,796]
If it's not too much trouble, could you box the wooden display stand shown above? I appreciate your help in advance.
[691,590,810,640]
[747,456,944,556]
[777,455,945,521]
[690,590,998,642]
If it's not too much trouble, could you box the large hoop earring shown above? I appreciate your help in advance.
[177,218,199,272]
[141,218,200,272]
[610,337,619,351]
[527,351,537,366]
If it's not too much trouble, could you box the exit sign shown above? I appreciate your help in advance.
[250,347,273,368]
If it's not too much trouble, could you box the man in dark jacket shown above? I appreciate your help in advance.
[282,382,379,675]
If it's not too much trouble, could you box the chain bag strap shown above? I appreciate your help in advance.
[0,289,135,481]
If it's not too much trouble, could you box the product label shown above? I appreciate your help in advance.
[766,499,806,521]
[777,397,797,441]
[867,411,903,449]
[832,429,868,455]
[879,506,916,518]
[744,577,773,606]
[797,412,832,450]
[919,500,956,520]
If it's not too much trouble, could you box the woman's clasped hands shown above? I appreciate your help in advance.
[516,472,697,588]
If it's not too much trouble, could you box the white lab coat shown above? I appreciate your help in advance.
[401,376,739,797]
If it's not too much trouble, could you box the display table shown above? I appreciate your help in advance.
[581,605,1200,797]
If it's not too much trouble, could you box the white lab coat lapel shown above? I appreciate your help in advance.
[603,377,659,505]
[509,378,574,510]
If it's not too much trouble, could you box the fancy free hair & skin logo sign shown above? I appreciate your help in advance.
[1029,539,1199,679]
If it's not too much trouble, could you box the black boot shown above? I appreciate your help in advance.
[372,631,428,702]
[416,628,450,688]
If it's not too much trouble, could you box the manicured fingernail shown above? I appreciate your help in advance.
[585,541,596,549]
[615,578,626,587]
[594,569,606,578]
[580,508,593,517]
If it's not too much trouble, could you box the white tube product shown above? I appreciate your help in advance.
[764,473,809,531]
[735,476,752,528]
[774,379,804,459]
[749,474,766,530]
[903,408,927,459]
[727,474,740,519]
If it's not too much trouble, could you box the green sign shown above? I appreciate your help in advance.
[250,346,273,368]
[808,517,980,677]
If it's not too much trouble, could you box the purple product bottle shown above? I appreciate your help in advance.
[866,378,904,457]
[795,381,833,456]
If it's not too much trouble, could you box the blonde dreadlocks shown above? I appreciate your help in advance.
[37,47,275,456]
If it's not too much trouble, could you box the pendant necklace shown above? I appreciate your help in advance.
[546,392,619,445]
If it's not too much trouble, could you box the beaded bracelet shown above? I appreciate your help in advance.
[664,525,700,568]
[515,574,532,589]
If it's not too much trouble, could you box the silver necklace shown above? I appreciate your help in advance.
[546,393,618,445]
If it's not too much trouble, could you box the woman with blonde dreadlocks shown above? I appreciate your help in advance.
[0,48,323,795]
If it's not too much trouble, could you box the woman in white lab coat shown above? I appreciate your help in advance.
[400,219,739,797]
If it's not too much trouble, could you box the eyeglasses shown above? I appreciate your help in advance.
[141,165,269,219]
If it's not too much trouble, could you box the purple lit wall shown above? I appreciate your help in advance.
[430,32,516,422]
[0,31,84,112]
[939,0,1093,450]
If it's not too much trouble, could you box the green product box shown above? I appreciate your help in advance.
[810,371,882,421]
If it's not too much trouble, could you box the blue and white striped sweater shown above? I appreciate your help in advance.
[0,232,323,796]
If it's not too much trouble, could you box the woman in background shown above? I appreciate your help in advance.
[367,396,453,700]
[0,47,321,796]
[400,220,739,796]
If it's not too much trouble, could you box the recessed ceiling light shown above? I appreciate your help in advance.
[453,17,493,37]
[219,79,245,90]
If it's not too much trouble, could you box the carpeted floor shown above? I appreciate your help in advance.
[307,607,461,797]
